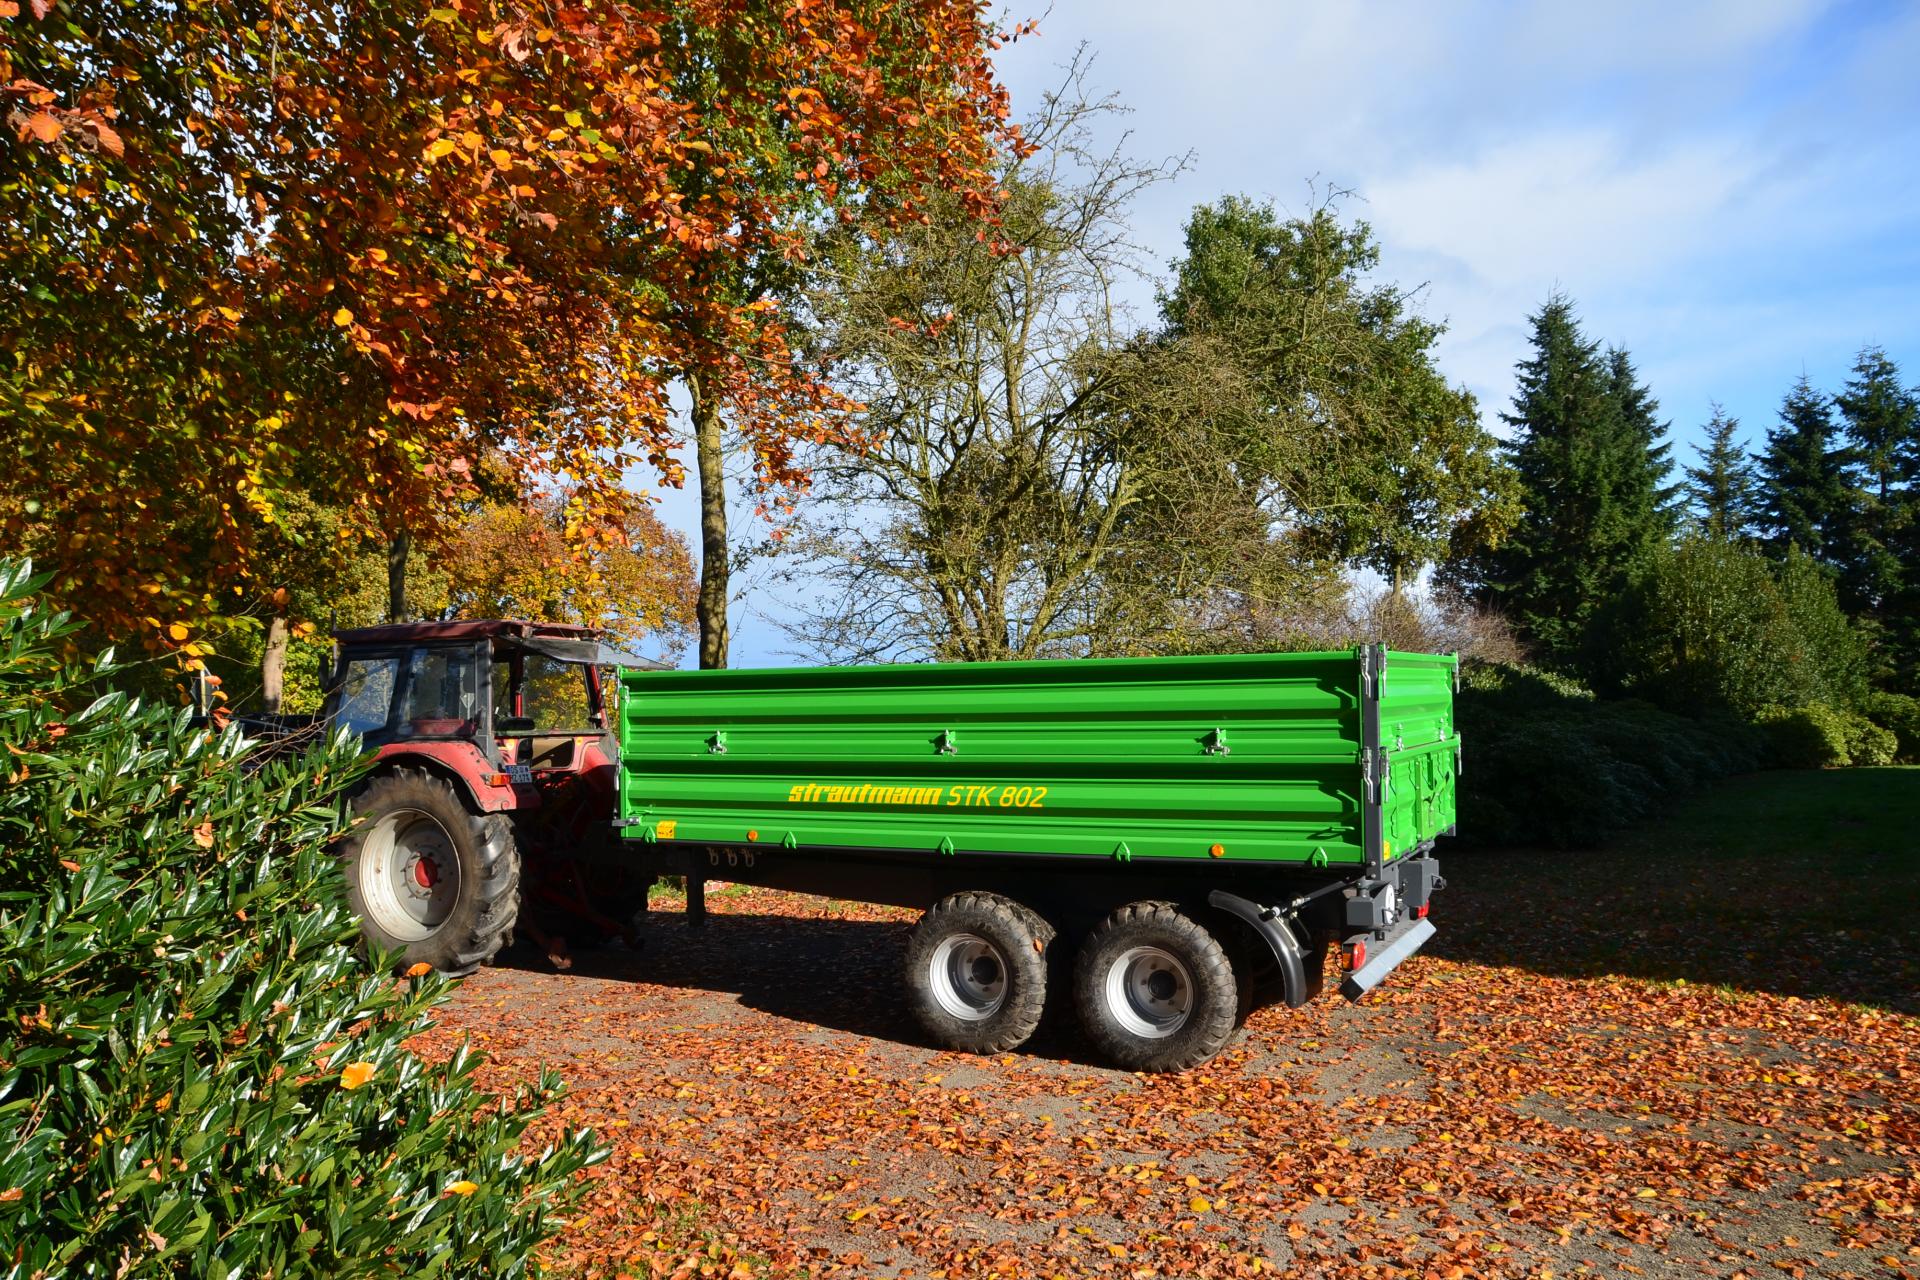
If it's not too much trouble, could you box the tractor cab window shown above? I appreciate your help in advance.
[396,647,481,737]
[336,657,400,736]
[492,653,597,733]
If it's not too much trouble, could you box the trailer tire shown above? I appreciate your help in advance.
[339,769,520,976]
[905,892,1052,1055]
[1074,901,1239,1072]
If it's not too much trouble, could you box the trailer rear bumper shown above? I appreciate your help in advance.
[1338,916,1436,1001]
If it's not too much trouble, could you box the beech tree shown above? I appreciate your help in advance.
[0,0,1015,661]
[442,495,697,659]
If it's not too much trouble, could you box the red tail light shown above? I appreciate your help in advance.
[1414,904,1429,919]
[1345,940,1368,971]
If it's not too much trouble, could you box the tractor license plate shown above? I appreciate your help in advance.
[506,764,533,784]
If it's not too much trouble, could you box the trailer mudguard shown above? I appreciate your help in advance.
[1207,889,1319,1008]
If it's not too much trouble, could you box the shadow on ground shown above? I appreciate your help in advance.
[1432,766,1920,1015]
[505,767,1920,1042]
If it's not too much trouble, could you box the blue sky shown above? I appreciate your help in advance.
[654,0,1920,667]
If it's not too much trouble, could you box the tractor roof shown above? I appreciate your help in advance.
[333,619,599,646]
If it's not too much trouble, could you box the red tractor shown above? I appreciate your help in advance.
[300,619,662,972]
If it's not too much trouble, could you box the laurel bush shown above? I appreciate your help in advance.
[0,562,601,1278]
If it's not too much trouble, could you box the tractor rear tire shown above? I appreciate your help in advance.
[1073,901,1239,1072]
[339,769,520,976]
[904,892,1053,1055]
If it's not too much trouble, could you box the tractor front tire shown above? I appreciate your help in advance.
[339,769,520,976]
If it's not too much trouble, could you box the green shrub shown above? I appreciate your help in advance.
[1598,536,1827,716]
[1755,702,1854,768]
[1774,546,1870,708]
[1864,690,1920,762]
[1841,712,1899,767]
[0,562,601,1277]
[1456,661,1762,848]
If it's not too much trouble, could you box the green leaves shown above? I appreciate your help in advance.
[0,561,603,1277]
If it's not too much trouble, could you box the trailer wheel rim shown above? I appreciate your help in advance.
[358,807,461,943]
[928,933,1008,1021]
[1105,945,1193,1039]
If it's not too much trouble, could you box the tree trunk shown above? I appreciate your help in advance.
[690,371,730,669]
[261,614,290,713]
[386,530,410,623]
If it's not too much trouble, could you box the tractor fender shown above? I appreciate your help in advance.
[1207,889,1317,1009]
[368,742,525,813]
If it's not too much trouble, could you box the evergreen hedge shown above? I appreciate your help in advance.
[1456,662,1763,848]
[0,562,601,1277]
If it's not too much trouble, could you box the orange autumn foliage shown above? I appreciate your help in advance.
[0,0,1018,645]
[442,494,696,659]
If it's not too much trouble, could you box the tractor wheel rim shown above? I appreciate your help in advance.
[358,807,461,943]
[1105,945,1193,1039]
[928,933,1008,1022]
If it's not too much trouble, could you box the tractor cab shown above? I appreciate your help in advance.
[325,619,661,804]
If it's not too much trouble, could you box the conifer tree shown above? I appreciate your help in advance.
[1683,404,1758,538]
[1757,375,1850,563]
[1832,346,1919,682]
[1604,346,1681,546]
[1486,295,1674,671]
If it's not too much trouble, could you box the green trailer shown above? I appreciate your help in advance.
[615,645,1457,1071]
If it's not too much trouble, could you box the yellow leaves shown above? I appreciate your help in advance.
[406,962,434,977]
[488,148,513,170]
[339,1062,376,1090]
[427,136,457,159]
[843,1205,875,1222]
[166,621,189,641]
[1189,1196,1212,1214]
[332,307,354,327]
[444,1180,479,1196]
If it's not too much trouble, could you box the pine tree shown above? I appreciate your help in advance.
[1604,345,1680,548]
[1757,375,1850,563]
[1683,404,1758,538]
[1486,295,1675,671]
[1832,346,1920,683]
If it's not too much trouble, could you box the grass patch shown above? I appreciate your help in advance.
[1436,767,1919,1013]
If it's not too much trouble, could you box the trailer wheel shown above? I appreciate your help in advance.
[339,769,520,976]
[1073,902,1239,1072]
[904,892,1052,1055]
